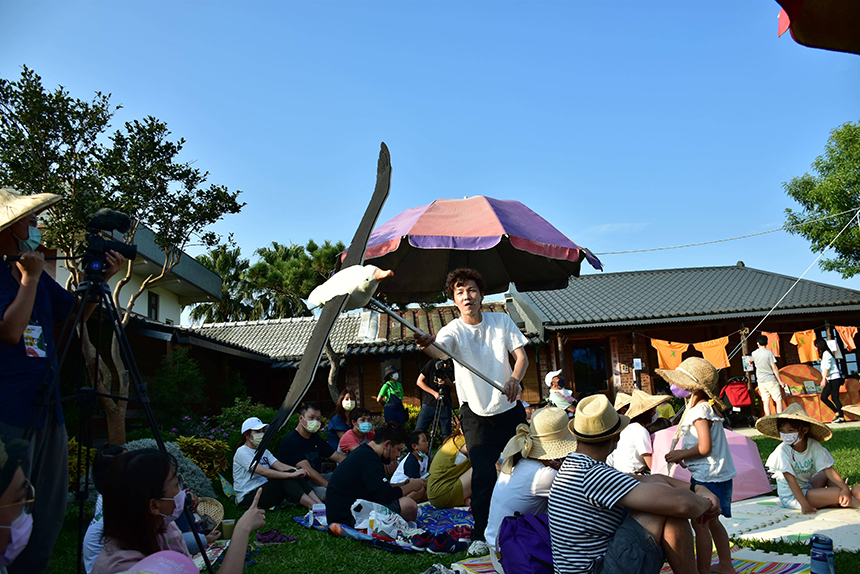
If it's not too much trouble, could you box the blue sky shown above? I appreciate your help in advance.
[3,1,859,316]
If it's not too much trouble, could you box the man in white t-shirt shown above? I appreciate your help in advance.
[416,268,528,552]
[752,335,785,415]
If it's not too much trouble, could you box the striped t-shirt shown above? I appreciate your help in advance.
[549,453,639,574]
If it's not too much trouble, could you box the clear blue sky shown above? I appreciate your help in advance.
[3,1,859,314]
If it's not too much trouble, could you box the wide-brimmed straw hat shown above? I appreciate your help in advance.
[613,392,632,412]
[570,395,629,443]
[626,389,673,420]
[755,403,832,443]
[655,357,725,411]
[0,188,61,233]
[499,407,577,473]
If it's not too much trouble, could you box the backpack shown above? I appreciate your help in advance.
[497,512,553,574]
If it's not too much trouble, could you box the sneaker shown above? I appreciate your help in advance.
[410,531,435,552]
[832,416,846,424]
[427,533,456,554]
[467,540,489,556]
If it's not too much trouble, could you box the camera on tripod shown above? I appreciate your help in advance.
[435,358,455,381]
[80,209,138,278]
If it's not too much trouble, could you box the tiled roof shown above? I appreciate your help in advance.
[192,314,362,360]
[519,263,860,329]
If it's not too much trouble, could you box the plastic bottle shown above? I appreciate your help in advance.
[810,534,835,574]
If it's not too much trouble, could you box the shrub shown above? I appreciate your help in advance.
[174,436,230,480]
[123,438,216,498]
[148,348,207,428]
[404,403,421,434]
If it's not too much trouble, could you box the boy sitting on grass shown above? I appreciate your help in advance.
[756,403,860,514]
[392,430,430,484]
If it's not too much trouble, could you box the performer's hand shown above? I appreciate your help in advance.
[103,250,126,281]
[503,377,521,403]
[415,332,435,350]
[16,250,45,283]
[237,488,266,533]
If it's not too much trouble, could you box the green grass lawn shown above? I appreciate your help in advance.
[47,427,860,574]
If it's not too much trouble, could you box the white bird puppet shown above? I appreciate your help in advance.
[308,264,394,311]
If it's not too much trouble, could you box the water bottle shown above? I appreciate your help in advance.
[810,534,835,574]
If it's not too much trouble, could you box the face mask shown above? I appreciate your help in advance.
[304,419,321,433]
[0,510,33,567]
[15,226,41,252]
[158,489,186,524]
[342,399,356,411]
[250,432,264,446]
[780,432,799,446]
[650,411,659,425]
[358,422,373,434]
[391,372,399,381]
[670,384,691,398]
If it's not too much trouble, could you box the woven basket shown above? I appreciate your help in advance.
[197,497,224,530]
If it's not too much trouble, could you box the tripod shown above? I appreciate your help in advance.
[23,276,215,574]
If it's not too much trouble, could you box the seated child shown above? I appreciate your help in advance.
[757,403,860,513]
[608,389,672,474]
[391,430,430,484]
[427,431,472,509]
[338,407,375,454]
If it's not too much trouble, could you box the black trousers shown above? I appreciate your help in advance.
[820,377,845,416]
[460,402,526,541]
[239,476,313,509]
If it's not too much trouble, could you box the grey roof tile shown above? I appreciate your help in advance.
[521,264,860,328]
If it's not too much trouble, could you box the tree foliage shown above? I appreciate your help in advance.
[784,121,860,278]
[189,238,253,323]
[246,239,345,320]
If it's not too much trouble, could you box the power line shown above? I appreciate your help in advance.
[594,207,860,256]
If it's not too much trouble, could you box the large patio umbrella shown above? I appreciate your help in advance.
[776,0,860,55]
[347,196,603,304]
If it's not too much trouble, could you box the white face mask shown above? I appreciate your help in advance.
[250,432,264,446]
[304,419,321,433]
[780,432,799,446]
[342,399,356,411]
[0,510,32,567]
[650,411,659,425]
[391,372,400,381]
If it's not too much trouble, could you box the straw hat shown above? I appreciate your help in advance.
[655,357,726,411]
[613,392,632,412]
[0,188,61,233]
[499,407,578,473]
[755,403,832,443]
[626,389,673,420]
[570,394,629,443]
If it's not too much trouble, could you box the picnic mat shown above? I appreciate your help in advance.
[451,556,494,574]
[721,496,792,538]
[415,505,474,534]
[192,540,230,571]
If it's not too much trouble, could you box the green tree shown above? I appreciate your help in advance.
[149,348,207,427]
[189,238,253,323]
[246,239,345,320]
[0,66,244,443]
[784,121,860,278]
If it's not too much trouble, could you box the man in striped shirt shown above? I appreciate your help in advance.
[549,395,721,574]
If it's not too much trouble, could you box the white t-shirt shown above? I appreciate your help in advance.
[751,348,778,383]
[679,401,737,483]
[391,451,430,484]
[608,422,653,474]
[485,458,557,551]
[83,494,104,573]
[820,351,842,380]
[435,313,528,416]
[549,453,640,574]
[766,439,834,499]
[233,445,277,503]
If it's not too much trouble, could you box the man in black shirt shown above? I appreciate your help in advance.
[325,422,426,527]
[277,403,345,501]
[415,358,455,440]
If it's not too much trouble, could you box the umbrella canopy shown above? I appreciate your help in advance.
[651,425,772,502]
[776,0,860,55]
[350,196,603,303]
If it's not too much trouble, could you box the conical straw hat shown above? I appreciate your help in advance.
[613,392,632,412]
[0,188,61,232]
[626,389,673,420]
[755,403,832,442]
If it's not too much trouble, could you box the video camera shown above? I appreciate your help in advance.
[434,358,455,382]
[81,209,137,279]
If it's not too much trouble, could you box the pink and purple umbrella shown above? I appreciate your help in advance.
[348,195,602,303]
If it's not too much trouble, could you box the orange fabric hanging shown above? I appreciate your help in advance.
[789,330,819,363]
[762,331,781,357]
[835,326,857,352]
[651,339,689,370]
[693,337,730,369]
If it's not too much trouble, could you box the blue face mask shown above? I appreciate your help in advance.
[358,422,373,434]
[16,226,41,252]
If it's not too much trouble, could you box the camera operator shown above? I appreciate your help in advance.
[415,358,455,441]
[0,189,125,574]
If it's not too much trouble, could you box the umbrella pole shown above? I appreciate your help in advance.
[367,299,507,394]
